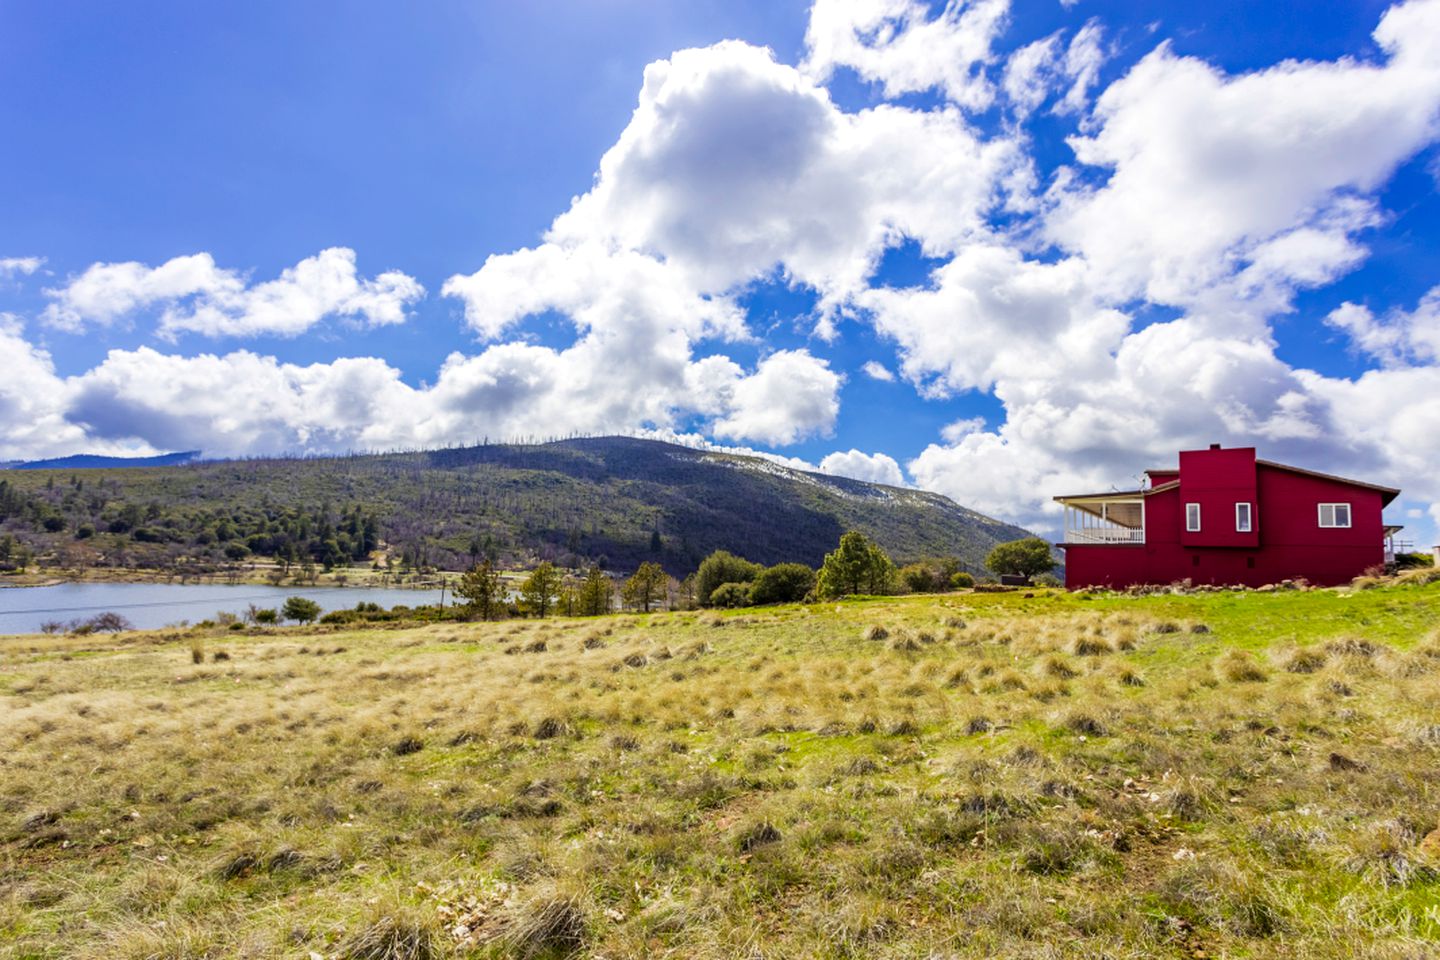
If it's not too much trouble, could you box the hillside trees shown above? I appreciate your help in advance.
[456,559,506,620]
[985,537,1057,579]
[817,531,896,598]
[622,561,668,612]
[696,551,763,606]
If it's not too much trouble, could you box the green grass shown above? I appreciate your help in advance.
[2,583,1439,958]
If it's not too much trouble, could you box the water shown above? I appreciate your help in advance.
[0,582,447,635]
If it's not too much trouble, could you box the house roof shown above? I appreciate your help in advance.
[1138,460,1398,506]
[1255,459,1400,505]
[1052,480,1178,503]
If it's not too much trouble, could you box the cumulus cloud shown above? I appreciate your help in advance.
[544,40,1022,313]
[819,448,906,485]
[0,314,97,460]
[711,350,842,446]
[1046,2,1440,310]
[803,0,1010,109]
[42,248,424,338]
[1326,287,1440,366]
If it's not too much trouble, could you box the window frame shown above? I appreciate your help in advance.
[1185,502,1201,532]
[1317,503,1352,529]
[1235,502,1252,533]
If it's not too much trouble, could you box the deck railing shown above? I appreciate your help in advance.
[1061,500,1145,545]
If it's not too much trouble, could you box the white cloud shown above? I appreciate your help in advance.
[861,359,895,381]
[544,41,1022,312]
[1002,34,1061,117]
[1327,287,1440,366]
[819,448,906,485]
[711,350,842,446]
[42,248,424,338]
[0,314,98,461]
[1057,20,1106,115]
[0,256,44,278]
[1045,2,1440,310]
[803,0,1010,109]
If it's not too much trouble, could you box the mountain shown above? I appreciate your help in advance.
[4,451,201,470]
[0,437,1031,574]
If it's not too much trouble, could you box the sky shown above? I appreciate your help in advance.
[2,0,1439,545]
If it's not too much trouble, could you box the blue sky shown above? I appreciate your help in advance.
[2,0,1439,544]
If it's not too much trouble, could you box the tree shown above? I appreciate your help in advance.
[282,596,322,624]
[521,561,561,618]
[578,565,613,616]
[817,531,896,599]
[695,550,763,606]
[984,537,1057,579]
[623,561,668,612]
[456,559,506,620]
[749,563,816,605]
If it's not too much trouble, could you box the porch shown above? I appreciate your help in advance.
[1056,492,1145,545]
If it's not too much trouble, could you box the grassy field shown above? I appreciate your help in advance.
[3,584,1439,959]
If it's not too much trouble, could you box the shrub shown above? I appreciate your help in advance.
[899,563,938,593]
[749,563,816,605]
[695,551,763,606]
[984,537,1057,579]
[708,582,752,609]
[950,571,975,589]
[281,596,322,625]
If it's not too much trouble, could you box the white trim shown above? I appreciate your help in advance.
[1235,502,1252,533]
[1186,502,1201,532]
[1318,503,1352,528]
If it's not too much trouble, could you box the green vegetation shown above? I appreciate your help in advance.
[2,581,1437,957]
[281,596,321,625]
[620,562,667,613]
[817,529,896,597]
[0,437,1030,581]
[985,535,1059,579]
[456,560,506,621]
[694,550,763,606]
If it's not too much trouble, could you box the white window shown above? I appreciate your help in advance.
[1318,503,1352,528]
[1186,503,1201,532]
[1236,502,1252,533]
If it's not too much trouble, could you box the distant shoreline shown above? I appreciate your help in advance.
[0,567,454,591]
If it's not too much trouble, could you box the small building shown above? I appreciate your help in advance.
[1055,445,1403,589]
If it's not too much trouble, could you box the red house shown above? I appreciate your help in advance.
[1055,445,1403,589]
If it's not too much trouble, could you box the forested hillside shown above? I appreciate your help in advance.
[0,437,1030,576]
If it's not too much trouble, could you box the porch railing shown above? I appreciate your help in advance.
[1062,500,1145,545]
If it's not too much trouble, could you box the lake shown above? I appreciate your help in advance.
[0,582,448,635]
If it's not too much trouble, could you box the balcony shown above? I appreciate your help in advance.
[1058,495,1145,545]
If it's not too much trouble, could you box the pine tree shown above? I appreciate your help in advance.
[817,531,896,599]
[456,559,505,620]
[622,561,668,612]
[578,565,613,616]
[521,561,561,618]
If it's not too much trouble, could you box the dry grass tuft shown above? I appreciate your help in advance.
[1070,635,1112,656]
[861,624,889,642]
[1215,649,1268,683]
[495,887,588,959]
[1277,646,1327,674]
[340,913,437,960]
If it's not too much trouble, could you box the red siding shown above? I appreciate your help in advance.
[1177,447,1260,549]
[1063,447,1391,589]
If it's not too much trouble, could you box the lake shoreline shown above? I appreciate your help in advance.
[0,566,455,590]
